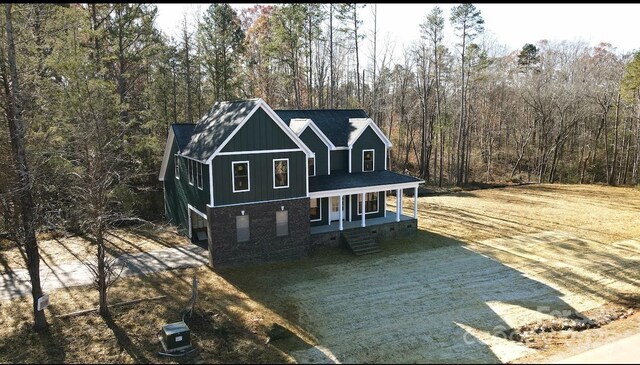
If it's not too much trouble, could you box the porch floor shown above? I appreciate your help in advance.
[310,210,414,235]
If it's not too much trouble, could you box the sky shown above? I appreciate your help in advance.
[155,3,640,60]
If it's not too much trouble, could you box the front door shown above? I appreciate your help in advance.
[330,196,345,222]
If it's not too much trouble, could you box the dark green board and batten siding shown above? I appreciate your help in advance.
[212,151,307,206]
[299,128,328,176]
[351,126,386,173]
[221,108,298,152]
[330,150,348,172]
[163,140,211,235]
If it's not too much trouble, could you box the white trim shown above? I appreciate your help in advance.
[310,197,322,222]
[197,162,203,190]
[361,192,366,227]
[309,181,423,199]
[187,204,208,239]
[384,146,388,170]
[206,99,314,164]
[362,149,375,172]
[305,154,309,196]
[396,188,401,222]
[188,204,207,219]
[357,191,380,215]
[177,154,206,163]
[333,146,349,150]
[209,160,214,206]
[414,186,419,219]
[212,195,306,208]
[273,158,290,189]
[216,148,305,156]
[174,155,180,180]
[327,147,331,175]
[347,118,393,148]
[348,195,352,222]
[338,194,344,231]
[159,128,175,181]
[308,156,316,177]
[232,160,250,193]
[292,118,336,149]
[348,147,352,173]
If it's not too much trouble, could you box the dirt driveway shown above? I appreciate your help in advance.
[221,184,640,363]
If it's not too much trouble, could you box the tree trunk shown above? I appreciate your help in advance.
[3,3,48,331]
[97,223,108,316]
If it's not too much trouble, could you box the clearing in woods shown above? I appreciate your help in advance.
[221,184,640,363]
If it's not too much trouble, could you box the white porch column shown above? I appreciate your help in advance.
[396,188,401,222]
[383,191,387,217]
[339,194,344,231]
[328,197,331,226]
[414,186,418,219]
[361,192,366,227]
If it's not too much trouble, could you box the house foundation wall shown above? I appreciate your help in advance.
[311,219,418,247]
[206,197,311,268]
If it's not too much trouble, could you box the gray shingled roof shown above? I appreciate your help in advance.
[181,99,261,161]
[309,170,422,192]
[171,124,196,152]
[275,109,369,147]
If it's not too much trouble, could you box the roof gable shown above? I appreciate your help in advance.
[288,118,335,149]
[159,123,196,181]
[181,99,261,161]
[347,118,392,148]
[275,109,369,147]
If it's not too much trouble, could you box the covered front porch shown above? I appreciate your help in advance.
[308,170,424,233]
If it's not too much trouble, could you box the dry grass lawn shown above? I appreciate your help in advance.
[1,183,640,363]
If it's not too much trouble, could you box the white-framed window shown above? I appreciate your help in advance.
[273,158,289,189]
[188,159,194,185]
[174,155,180,179]
[232,161,250,192]
[308,157,316,177]
[197,162,203,190]
[276,210,288,237]
[236,215,250,242]
[357,192,379,215]
[310,198,321,221]
[363,149,375,172]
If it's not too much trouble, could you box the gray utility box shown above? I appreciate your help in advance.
[161,321,191,352]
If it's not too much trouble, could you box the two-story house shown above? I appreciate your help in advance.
[159,98,423,268]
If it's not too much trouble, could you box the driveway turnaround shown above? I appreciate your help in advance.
[0,244,208,302]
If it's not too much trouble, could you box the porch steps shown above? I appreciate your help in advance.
[342,230,381,256]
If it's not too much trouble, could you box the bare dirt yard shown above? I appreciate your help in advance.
[220,183,640,363]
[1,184,640,363]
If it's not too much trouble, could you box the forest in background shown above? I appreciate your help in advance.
[2,2,640,236]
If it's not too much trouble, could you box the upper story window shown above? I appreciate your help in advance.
[174,155,180,179]
[363,149,375,172]
[273,158,289,189]
[188,159,194,185]
[232,161,250,192]
[196,162,203,190]
[308,157,316,177]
